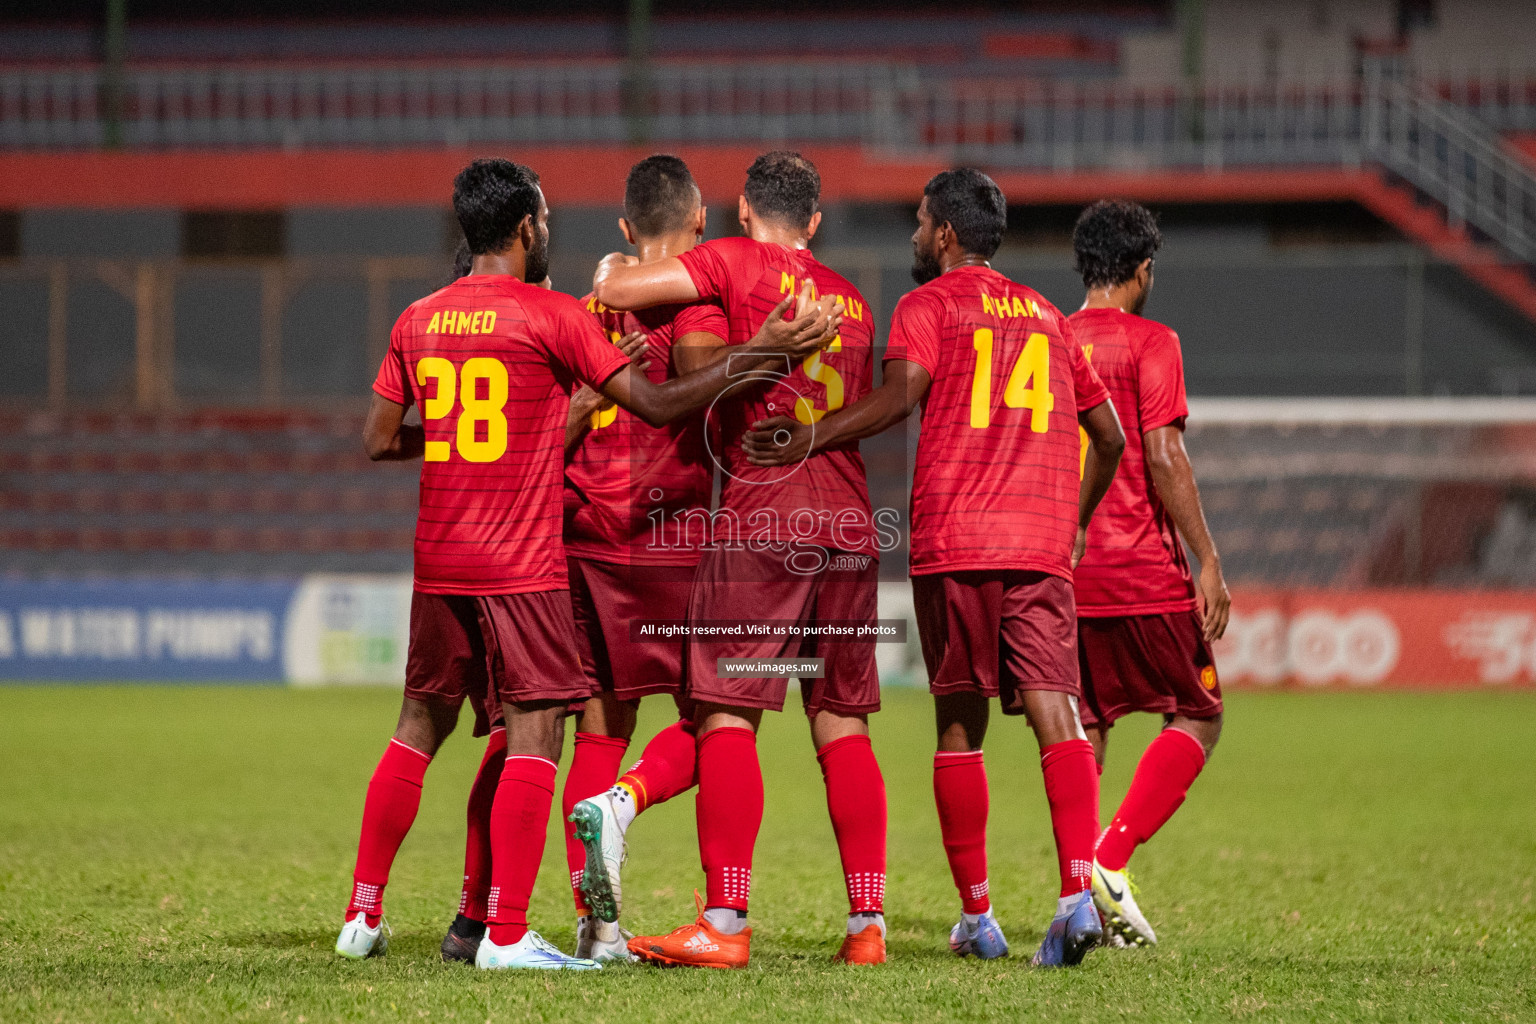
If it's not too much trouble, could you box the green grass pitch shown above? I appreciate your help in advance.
[1,685,1533,1023]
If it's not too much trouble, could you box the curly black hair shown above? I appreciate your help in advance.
[453,158,542,256]
[924,168,1007,259]
[624,154,700,238]
[1072,199,1162,289]
[743,150,820,229]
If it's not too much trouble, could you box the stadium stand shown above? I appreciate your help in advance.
[3,0,1536,586]
[0,410,417,576]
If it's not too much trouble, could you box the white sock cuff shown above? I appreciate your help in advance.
[388,738,432,763]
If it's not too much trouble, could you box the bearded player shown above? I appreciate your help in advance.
[436,156,723,966]
[336,157,840,970]
[744,168,1126,968]
[579,151,890,968]
[434,242,646,967]
[1067,199,1229,948]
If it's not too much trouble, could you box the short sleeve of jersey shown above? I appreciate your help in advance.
[1065,318,1110,411]
[676,238,747,303]
[372,315,411,406]
[884,287,944,376]
[555,301,631,389]
[1136,325,1189,432]
[670,300,728,342]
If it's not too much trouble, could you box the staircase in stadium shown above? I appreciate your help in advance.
[1355,67,1536,323]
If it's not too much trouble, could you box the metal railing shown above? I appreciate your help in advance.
[1365,70,1536,263]
[1419,67,1536,133]
[4,59,1535,266]
[4,59,1533,156]
[901,80,1368,169]
[0,61,917,149]
[906,66,1536,266]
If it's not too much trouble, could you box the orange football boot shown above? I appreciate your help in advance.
[833,924,886,964]
[627,892,751,969]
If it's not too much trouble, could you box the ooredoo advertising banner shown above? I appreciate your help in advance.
[1216,589,1536,688]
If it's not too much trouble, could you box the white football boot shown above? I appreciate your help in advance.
[1091,861,1157,946]
[335,913,390,959]
[575,915,638,963]
[476,929,601,970]
[569,793,628,922]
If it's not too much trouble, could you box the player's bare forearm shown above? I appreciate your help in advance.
[565,387,605,454]
[671,331,729,376]
[592,253,699,311]
[1145,427,1219,566]
[741,359,930,467]
[602,340,805,427]
[1077,399,1126,528]
[363,394,424,461]
[599,289,839,427]
[1146,424,1230,640]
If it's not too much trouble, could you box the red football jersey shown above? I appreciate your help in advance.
[1067,307,1197,616]
[885,265,1109,580]
[563,294,727,565]
[677,236,877,554]
[373,275,630,596]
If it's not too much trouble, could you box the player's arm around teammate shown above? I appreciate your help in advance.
[597,282,839,425]
[589,187,801,312]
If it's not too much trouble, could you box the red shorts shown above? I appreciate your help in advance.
[1077,610,1222,729]
[912,570,1079,716]
[404,590,591,734]
[568,557,694,702]
[684,545,881,717]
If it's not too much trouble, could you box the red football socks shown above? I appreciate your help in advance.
[561,732,630,914]
[347,738,432,926]
[486,755,558,947]
[696,726,762,912]
[457,727,506,922]
[817,734,887,914]
[1040,738,1100,897]
[933,750,991,914]
[616,719,699,813]
[1096,727,1207,872]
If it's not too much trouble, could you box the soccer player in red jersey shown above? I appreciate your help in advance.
[439,158,719,965]
[1067,200,1230,948]
[586,151,890,968]
[745,168,1127,968]
[562,155,728,962]
[336,158,840,970]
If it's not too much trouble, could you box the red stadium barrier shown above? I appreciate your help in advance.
[1217,589,1536,689]
[0,147,1373,209]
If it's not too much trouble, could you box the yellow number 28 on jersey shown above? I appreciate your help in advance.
[415,357,510,462]
[969,329,1054,431]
